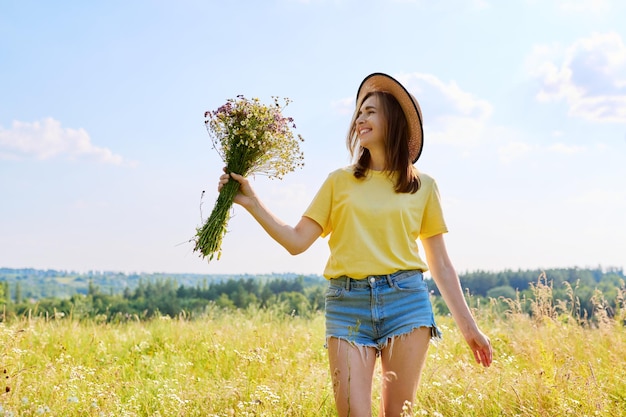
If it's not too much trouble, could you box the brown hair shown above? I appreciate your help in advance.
[346,91,421,193]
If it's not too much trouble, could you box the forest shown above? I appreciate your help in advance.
[0,266,624,322]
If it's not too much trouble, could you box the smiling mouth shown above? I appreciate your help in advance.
[359,128,371,136]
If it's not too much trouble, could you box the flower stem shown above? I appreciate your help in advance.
[194,180,240,260]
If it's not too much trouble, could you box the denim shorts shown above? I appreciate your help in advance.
[325,270,441,351]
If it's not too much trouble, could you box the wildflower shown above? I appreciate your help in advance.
[36,406,51,414]
[194,96,304,260]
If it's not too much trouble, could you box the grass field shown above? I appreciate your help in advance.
[1,280,626,416]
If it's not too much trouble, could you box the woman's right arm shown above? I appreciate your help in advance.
[219,172,322,255]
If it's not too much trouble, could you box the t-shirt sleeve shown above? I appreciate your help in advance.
[419,179,448,239]
[303,174,334,237]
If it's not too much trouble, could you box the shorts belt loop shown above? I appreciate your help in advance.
[345,277,351,291]
[385,274,393,287]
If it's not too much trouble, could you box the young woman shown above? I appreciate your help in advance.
[218,73,492,417]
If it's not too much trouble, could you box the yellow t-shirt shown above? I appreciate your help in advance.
[303,166,448,279]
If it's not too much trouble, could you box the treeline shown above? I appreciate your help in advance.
[0,276,326,322]
[456,266,624,297]
[429,266,625,318]
[0,267,313,300]
[1,267,624,323]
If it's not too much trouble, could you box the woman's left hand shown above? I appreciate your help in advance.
[464,328,492,367]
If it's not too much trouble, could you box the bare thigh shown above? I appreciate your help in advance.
[379,327,432,417]
[327,337,378,417]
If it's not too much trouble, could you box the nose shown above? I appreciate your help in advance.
[356,113,365,124]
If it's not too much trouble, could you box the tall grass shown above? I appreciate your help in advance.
[1,277,626,416]
[415,275,626,416]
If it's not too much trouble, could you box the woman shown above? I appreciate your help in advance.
[219,73,492,417]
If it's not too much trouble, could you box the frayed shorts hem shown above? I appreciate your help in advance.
[325,323,442,354]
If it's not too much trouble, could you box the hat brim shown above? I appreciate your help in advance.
[356,73,423,164]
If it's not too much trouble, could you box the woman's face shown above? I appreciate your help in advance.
[355,94,386,155]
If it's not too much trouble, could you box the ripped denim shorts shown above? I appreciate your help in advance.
[325,270,441,352]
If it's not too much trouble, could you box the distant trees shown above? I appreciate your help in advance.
[1,275,326,322]
[427,267,625,319]
[0,281,7,303]
[0,267,624,324]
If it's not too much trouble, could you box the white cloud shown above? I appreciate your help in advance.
[498,141,534,163]
[526,0,611,13]
[547,142,586,154]
[567,188,626,206]
[471,0,490,9]
[497,141,586,163]
[389,0,489,9]
[397,72,493,147]
[556,0,610,13]
[529,32,626,123]
[0,117,127,164]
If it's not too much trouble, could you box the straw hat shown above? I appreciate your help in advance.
[356,72,424,163]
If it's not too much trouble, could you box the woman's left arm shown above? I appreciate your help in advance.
[422,233,493,367]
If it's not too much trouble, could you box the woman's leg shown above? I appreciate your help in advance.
[327,337,378,417]
[378,327,431,417]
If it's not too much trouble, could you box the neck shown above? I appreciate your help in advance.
[368,151,386,171]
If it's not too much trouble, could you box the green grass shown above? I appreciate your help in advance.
[2,283,626,416]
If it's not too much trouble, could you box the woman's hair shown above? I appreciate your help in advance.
[346,91,421,193]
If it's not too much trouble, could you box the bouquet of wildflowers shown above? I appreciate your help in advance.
[194,95,305,260]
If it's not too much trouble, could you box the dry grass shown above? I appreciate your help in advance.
[1,280,626,416]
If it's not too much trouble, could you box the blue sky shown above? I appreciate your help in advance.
[1,0,625,275]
